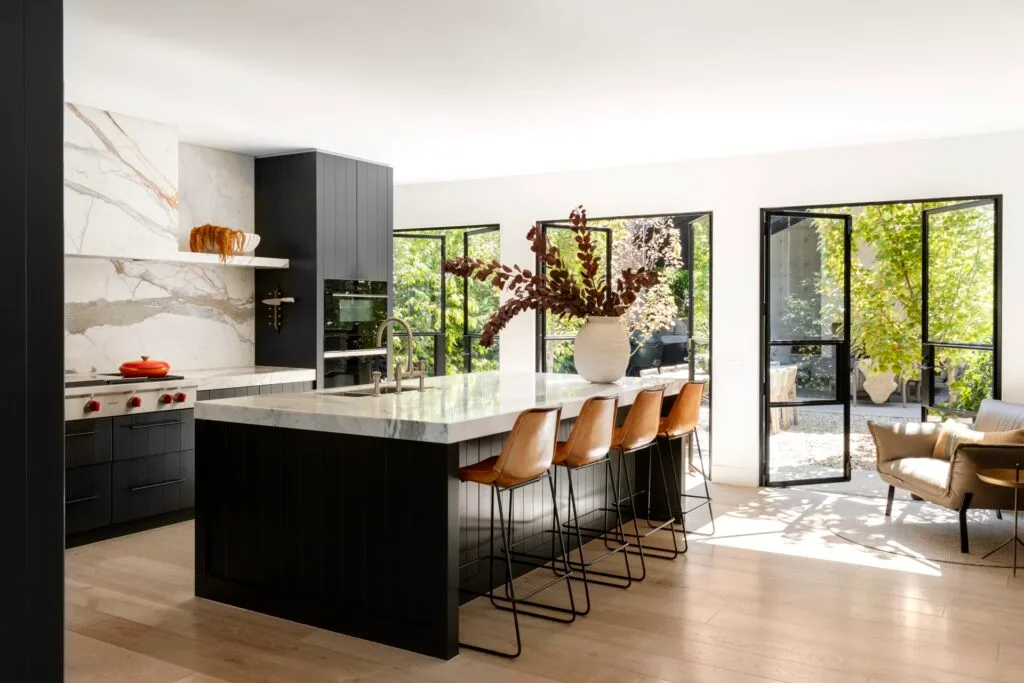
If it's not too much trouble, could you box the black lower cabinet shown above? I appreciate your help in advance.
[112,450,195,523]
[65,464,111,535]
[66,409,196,546]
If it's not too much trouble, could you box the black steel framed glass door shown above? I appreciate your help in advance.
[762,210,852,486]
[393,233,446,375]
[462,226,501,372]
[921,199,1000,418]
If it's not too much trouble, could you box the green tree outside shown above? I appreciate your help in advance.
[809,202,994,412]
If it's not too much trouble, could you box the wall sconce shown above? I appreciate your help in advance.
[261,286,295,332]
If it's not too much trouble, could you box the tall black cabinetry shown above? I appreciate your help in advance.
[254,151,394,385]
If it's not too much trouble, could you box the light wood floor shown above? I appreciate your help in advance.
[65,483,1024,683]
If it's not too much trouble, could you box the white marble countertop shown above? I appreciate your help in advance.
[184,366,315,392]
[195,371,690,444]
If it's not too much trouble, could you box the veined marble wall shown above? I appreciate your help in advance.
[64,104,257,373]
[64,103,179,256]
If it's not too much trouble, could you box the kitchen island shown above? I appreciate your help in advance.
[195,371,688,659]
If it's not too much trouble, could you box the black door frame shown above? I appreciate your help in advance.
[759,194,1003,486]
[760,210,853,487]
[461,226,501,372]
[394,224,501,376]
[534,211,714,475]
[921,197,1002,418]
[393,232,447,375]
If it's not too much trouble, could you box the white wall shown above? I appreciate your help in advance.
[395,130,1024,487]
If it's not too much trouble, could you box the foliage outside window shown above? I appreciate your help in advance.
[803,201,995,412]
[393,227,500,375]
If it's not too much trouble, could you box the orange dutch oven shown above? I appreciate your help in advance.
[119,355,171,378]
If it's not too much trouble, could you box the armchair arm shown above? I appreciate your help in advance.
[867,421,942,466]
[948,443,1024,503]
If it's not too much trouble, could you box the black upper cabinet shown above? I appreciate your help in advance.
[317,154,393,282]
[255,151,393,374]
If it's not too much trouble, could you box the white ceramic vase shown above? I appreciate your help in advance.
[573,316,629,383]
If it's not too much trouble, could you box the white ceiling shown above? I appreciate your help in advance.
[66,0,1024,184]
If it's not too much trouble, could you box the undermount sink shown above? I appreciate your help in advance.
[332,385,435,398]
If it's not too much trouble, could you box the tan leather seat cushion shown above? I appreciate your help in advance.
[886,457,951,497]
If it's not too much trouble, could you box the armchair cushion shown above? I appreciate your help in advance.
[932,420,980,460]
[868,421,942,465]
[887,457,950,497]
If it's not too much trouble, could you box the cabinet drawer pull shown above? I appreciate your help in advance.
[66,431,98,438]
[128,478,185,493]
[66,495,99,505]
[127,421,180,430]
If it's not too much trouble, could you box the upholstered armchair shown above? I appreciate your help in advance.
[869,399,1024,554]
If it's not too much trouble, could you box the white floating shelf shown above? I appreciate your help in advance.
[65,250,290,269]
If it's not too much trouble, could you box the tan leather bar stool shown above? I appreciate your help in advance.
[658,380,714,537]
[552,395,638,613]
[457,406,575,659]
[610,385,682,571]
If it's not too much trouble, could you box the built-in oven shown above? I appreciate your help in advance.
[323,279,389,388]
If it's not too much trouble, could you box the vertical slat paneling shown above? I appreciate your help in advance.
[321,154,336,278]
[333,156,347,279]
[355,162,369,279]
[345,158,359,280]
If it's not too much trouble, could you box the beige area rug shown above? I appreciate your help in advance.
[694,480,1021,572]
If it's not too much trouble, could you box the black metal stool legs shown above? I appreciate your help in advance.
[667,430,716,537]
[563,456,640,592]
[458,473,576,659]
[620,442,684,560]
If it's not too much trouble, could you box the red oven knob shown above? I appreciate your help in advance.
[173,392,187,403]
[159,393,174,405]
[84,399,101,413]
[127,396,143,408]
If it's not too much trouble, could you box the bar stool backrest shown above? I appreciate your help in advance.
[562,395,618,467]
[492,406,562,487]
[662,380,706,437]
[615,386,665,451]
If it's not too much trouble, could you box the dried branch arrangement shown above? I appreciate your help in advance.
[189,224,246,261]
[443,205,659,347]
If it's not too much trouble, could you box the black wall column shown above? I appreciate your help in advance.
[0,0,65,681]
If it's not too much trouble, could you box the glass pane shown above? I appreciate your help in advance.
[930,347,994,413]
[545,339,576,374]
[393,236,442,333]
[544,226,609,336]
[468,337,499,372]
[691,215,711,343]
[769,344,839,402]
[768,406,845,483]
[768,215,845,341]
[926,203,995,345]
[392,335,440,377]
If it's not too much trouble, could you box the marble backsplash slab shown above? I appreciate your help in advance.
[63,104,258,373]
[64,103,179,256]
[178,142,254,248]
[64,258,254,373]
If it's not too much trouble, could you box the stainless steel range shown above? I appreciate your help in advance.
[64,373,198,421]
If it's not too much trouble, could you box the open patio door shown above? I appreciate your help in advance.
[462,226,500,372]
[393,233,447,375]
[762,210,852,486]
[921,199,999,418]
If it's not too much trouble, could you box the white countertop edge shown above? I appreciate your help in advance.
[184,366,316,392]
[194,372,689,444]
